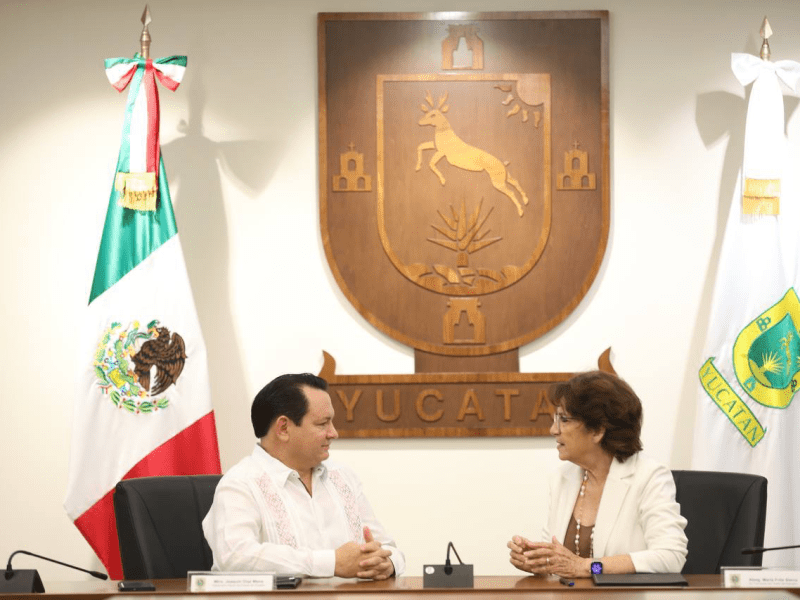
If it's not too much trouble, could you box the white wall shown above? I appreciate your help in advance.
[1,0,799,583]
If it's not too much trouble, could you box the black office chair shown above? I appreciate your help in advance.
[113,474,222,579]
[672,470,767,574]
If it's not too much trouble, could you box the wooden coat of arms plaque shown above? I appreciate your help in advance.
[318,12,610,437]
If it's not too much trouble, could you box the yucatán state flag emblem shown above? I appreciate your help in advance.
[734,288,800,410]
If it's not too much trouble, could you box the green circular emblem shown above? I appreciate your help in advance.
[734,288,800,409]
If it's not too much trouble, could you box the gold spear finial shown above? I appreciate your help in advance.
[140,5,152,59]
[760,16,772,61]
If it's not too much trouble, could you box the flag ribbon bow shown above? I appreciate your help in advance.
[104,54,187,211]
[732,53,800,92]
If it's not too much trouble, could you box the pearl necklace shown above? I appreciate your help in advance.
[575,470,594,558]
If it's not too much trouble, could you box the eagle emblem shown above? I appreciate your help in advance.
[132,325,187,396]
[93,320,187,414]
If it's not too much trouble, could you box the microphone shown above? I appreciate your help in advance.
[2,550,108,594]
[742,544,800,555]
[444,541,462,574]
[423,542,474,589]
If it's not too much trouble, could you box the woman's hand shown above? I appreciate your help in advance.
[516,536,592,578]
[507,535,538,574]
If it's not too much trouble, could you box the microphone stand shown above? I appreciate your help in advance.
[742,544,800,555]
[2,550,108,594]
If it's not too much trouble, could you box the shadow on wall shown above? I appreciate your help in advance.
[672,85,799,467]
[162,68,280,459]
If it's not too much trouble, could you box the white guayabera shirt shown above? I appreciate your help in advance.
[203,444,405,577]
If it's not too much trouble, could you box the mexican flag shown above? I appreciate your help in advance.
[693,52,800,567]
[64,54,221,579]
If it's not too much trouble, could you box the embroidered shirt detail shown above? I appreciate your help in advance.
[256,474,298,548]
[329,470,363,542]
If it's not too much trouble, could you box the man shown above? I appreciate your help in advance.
[203,373,404,578]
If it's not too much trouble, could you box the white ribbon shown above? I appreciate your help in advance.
[732,53,800,93]
[731,53,799,204]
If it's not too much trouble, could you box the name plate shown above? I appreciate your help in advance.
[722,567,800,588]
[187,571,275,593]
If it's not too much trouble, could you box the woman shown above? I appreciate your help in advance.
[508,371,687,577]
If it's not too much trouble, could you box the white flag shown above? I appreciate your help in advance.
[693,52,800,567]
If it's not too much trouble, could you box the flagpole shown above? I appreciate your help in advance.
[759,17,771,61]
[140,5,151,59]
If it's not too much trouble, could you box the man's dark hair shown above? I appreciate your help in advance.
[251,373,328,438]
[552,370,643,462]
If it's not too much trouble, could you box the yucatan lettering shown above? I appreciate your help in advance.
[331,385,555,424]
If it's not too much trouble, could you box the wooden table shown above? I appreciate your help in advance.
[16,575,800,599]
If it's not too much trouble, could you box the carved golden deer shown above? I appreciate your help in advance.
[415,91,529,217]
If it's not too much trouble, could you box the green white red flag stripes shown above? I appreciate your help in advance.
[65,53,220,579]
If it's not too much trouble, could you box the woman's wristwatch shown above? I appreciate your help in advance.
[590,561,603,575]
